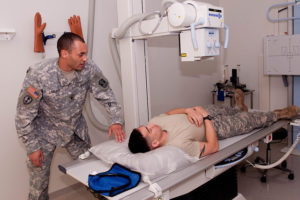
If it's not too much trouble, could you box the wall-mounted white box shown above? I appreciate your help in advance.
[264,34,300,75]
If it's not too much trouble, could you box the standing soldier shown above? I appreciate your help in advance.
[15,32,125,200]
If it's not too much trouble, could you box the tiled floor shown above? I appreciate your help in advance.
[51,140,300,200]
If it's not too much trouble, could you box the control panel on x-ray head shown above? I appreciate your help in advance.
[166,1,226,61]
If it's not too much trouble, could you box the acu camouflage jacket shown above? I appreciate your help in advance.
[15,58,123,154]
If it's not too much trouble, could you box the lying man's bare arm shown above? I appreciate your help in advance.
[166,107,203,127]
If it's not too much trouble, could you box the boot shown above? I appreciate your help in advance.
[274,105,300,119]
[234,89,248,112]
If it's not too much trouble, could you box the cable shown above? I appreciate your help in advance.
[84,94,109,131]
[138,11,163,35]
[108,33,122,83]
[224,24,229,49]
[113,14,145,39]
[112,0,178,39]
[190,19,205,50]
[247,132,300,170]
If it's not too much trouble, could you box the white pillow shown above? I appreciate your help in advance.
[89,140,198,179]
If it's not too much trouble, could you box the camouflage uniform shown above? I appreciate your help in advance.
[203,104,277,139]
[15,58,123,200]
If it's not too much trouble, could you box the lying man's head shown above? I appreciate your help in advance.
[128,124,167,153]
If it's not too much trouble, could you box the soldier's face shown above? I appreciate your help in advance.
[67,40,88,71]
[138,124,165,149]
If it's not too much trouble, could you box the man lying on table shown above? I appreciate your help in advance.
[128,89,299,158]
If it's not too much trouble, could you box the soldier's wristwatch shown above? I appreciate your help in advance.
[203,115,213,121]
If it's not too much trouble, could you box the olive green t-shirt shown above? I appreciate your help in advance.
[149,114,206,157]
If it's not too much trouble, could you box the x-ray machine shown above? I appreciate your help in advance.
[115,0,227,133]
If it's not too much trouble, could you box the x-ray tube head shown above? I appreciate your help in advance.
[167,1,224,29]
[167,2,197,27]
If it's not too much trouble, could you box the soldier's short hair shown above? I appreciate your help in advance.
[57,32,85,56]
[128,128,151,153]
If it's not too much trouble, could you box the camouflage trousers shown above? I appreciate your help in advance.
[203,105,277,140]
[27,134,90,200]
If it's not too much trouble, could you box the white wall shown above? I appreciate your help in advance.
[0,0,120,199]
[147,36,221,116]
[219,0,291,110]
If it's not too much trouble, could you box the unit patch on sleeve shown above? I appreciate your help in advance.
[26,86,40,99]
[99,78,108,89]
[91,71,110,91]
